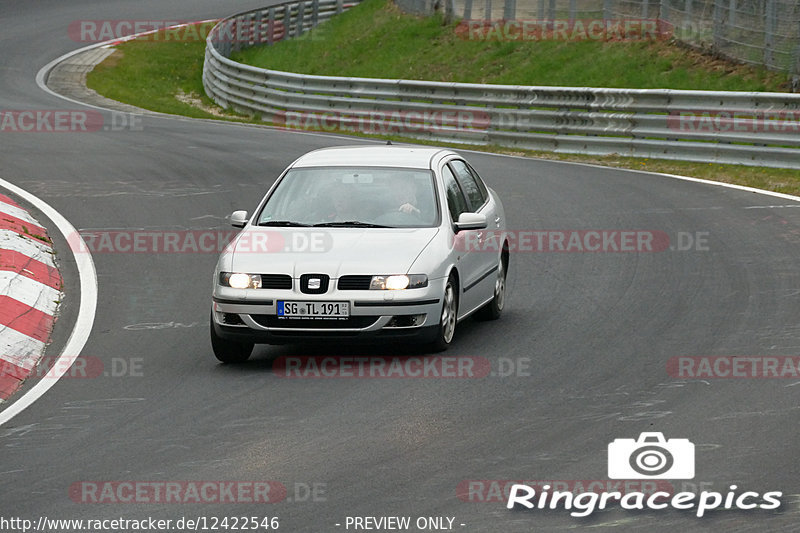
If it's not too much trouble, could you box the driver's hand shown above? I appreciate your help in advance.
[399,203,419,215]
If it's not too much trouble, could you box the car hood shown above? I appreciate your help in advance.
[226,227,440,277]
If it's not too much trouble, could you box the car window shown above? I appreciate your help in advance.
[441,164,469,223]
[464,162,490,201]
[257,167,439,228]
[449,160,486,211]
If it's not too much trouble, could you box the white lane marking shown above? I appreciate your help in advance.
[0,200,42,226]
[744,204,800,209]
[460,147,800,204]
[0,272,60,314]
[0,178,97,427]
[0,327,47,372]
[34,21,215,113]
[35,41,118,111]
[648,172,800,203]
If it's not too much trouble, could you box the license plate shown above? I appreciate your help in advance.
[277,301,350,318]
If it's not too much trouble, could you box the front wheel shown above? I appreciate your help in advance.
[429,274,458,352]
[210,314,254,363]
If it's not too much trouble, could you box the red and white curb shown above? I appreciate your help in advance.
[0,193,62,401]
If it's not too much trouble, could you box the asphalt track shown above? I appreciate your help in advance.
[1,1,800,531]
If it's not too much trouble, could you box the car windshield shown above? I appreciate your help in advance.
[257,167,439,228]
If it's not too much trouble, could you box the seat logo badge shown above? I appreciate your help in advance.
[308,278,321,290]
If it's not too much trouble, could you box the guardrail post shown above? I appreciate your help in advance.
[255,10,265,44]
[503,0,516,20]
[712,0,723,52]
[548,0,556,20]
[603,0,612,20]
[267,7,275,44]
[463,0,472,19]
[296,1,306,36]
[794,17,800,91]
[538,0,545,19]
[764,0,776,68]
[728,0,736,28]
[336,0,343,14]
[568,0,576,23]
[232,18,242,52]
[682,0,692,42]
[484,0,492,21]
[312,0,320,27]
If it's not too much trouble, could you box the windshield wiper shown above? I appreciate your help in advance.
[258,220,312,227]
[313,221,392,228]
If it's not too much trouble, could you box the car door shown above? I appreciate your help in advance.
[448,159,501,312]
[440,161,482,316]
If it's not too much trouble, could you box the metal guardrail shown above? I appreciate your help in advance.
[203,0,800,169]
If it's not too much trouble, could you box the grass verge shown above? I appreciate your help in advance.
[85,2,800,196]
[86,22,254,121]
[233,0,790,92]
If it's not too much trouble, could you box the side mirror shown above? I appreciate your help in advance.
[454,212,487,232]
[230,210,248,228]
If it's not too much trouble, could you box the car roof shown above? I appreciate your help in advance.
[290,146,453,170]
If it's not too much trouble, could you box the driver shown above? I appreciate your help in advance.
[324,183,360,221]
[392,177,421,216]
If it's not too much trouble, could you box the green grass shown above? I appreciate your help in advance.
[84,2,800,195]
[233,0,789,91]
[86,22,250,120]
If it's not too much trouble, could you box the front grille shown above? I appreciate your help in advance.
[261,274,292,289]
[337,275,372,290]
[250,315,379,329]
[300,273,329,294]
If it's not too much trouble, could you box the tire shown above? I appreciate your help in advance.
[210,314,254,363]
[429,274,458,352]
[477,252,507,321]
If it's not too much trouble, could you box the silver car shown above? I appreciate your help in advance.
[210,145,508,363]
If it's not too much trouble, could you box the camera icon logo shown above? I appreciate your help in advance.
[608,432,695,479]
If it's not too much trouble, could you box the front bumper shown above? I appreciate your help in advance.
[211,279,445,345]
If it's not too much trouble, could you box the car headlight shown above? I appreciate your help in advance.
[369,274,428,290]
[220,272,262,289]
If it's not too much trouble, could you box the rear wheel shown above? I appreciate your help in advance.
[429,274,458,352]
[210,314,253,363]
